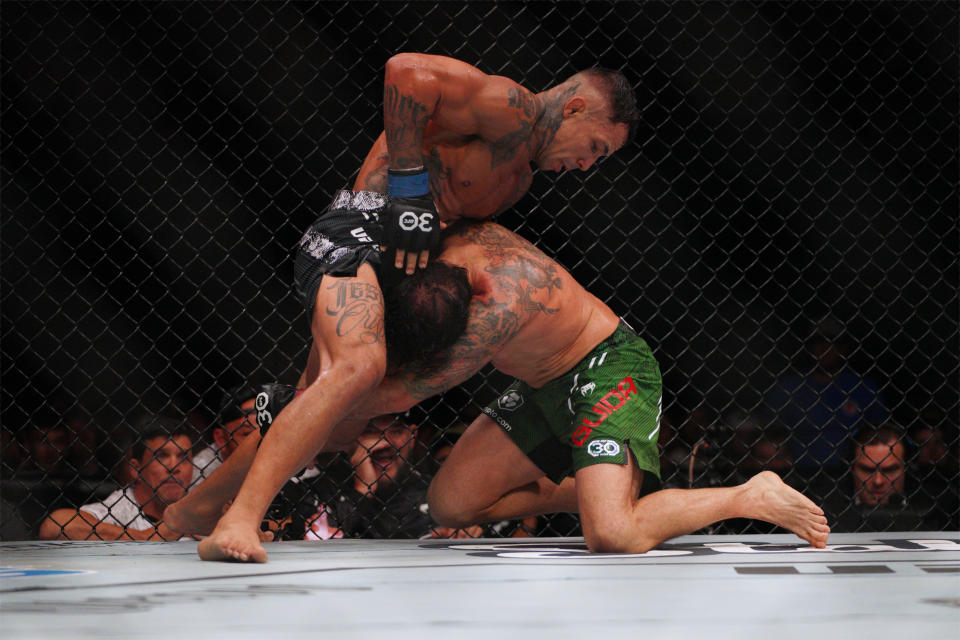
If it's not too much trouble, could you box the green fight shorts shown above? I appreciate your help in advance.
[483,322,662,493]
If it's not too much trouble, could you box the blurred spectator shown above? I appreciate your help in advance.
[190,384,260,488]
[63,410,105,478]
[37,416,193,540]
[1,425,27,477]
[0,497,32,540]
[309,414,435,539]
[20,422,73,479]
[763,317,887,473]
[822,425,950,532]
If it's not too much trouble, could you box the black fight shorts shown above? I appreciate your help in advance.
[294,190,385,314]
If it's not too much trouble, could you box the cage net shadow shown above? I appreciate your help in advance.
[2,2,957,541]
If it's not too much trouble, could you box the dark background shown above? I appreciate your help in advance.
[2,2,957,525]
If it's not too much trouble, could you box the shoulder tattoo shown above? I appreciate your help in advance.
[324,281,385,344]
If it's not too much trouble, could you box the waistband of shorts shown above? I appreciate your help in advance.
[329,189,387,212]
[594,319,639,351]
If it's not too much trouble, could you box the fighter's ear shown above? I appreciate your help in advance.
[563,96,587,118]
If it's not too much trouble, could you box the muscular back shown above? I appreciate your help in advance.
[433,222,619,388]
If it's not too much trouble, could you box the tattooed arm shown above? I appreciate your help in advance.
[383,53,541,170]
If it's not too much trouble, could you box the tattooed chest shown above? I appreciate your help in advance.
[426,141,534,220]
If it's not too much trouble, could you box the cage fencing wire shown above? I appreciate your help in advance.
[1,1,957,540]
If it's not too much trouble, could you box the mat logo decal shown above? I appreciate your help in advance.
[441,539,960,559]
[0,567,91,578]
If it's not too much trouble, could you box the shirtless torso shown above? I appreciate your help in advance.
[352,53,626,223]
[370,221,621,410]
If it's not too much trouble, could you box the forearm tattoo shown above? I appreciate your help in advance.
[324,281,385,344]
[384,84,430,169]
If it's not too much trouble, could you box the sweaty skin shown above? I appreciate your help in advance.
[187,54,631,563]
[357,54,627,222]
[176,222,829,553]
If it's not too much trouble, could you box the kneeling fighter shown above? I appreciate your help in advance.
[172,221,830,559]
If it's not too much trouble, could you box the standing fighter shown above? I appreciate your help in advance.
[195,53,638,561]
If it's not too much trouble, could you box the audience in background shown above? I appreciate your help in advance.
[763,318,888,474]
[820,424,950,532]
[38,416,193,540]
[191,384,260,488]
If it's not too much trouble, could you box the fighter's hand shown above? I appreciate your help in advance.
[383,167,440,274]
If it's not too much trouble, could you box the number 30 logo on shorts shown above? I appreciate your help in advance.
[399,211,434,232]
[587,439,621,458]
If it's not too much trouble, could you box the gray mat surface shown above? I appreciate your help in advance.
[1,532,958,639]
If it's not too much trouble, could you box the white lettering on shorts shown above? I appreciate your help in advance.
[350,227,372,243]
[587,439,621,458]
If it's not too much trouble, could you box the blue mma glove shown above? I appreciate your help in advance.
[381,167,441,253]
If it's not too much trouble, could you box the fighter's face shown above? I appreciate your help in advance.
[537,112,627,173]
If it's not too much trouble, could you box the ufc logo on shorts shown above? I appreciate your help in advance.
[399,211,434,232]
[350,227,373,243]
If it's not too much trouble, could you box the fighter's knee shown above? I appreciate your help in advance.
[426,481,477,529]
[583,522,656,554]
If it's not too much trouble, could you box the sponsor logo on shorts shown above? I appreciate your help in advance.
[483,408,512,431]
[579,382,596,396]
[498,390,523,411]
[586,439,621,458]
[571,376,638,447]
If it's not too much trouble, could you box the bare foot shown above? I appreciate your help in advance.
[197,519,268,563]
[163,497,223,538]
[743,471,830,548]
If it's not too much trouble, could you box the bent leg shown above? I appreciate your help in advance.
[428,414,578,527]
[199,266,386,562]
[577,455,830,553]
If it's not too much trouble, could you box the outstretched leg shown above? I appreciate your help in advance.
[199,266,386,562]
[576,457,830,553]
[430,416,829,552]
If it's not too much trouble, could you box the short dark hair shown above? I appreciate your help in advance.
[852,425,904,452]
[384,261,472,372]
[574,67,640,144]
[129,415,193,460]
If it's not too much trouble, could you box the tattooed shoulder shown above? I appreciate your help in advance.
[323,280,385,344]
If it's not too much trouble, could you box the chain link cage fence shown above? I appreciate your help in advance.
[2,2,957,542]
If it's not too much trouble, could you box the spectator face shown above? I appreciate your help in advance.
[132,435,193,504]
[852,441,906,505]
[351,416,417,492]
[214,398,258,459]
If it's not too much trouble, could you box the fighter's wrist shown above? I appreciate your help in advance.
[387,166,430,198]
